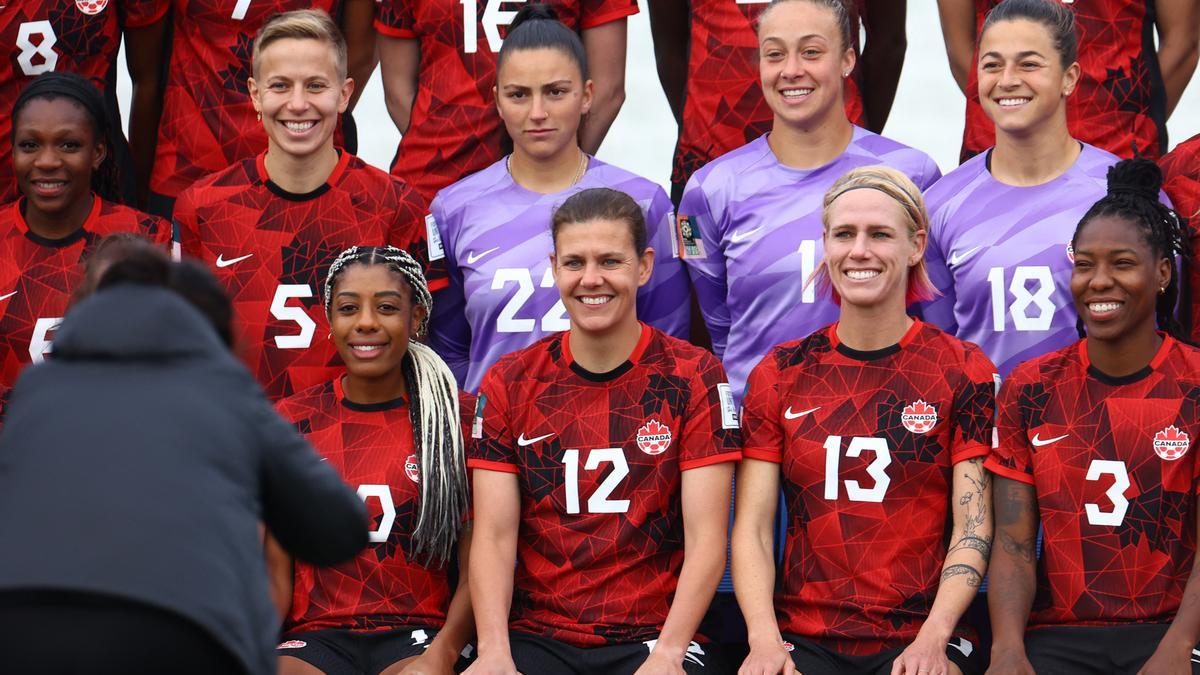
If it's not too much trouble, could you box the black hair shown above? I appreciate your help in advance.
[12,72,122,204]
[324,246,467,566]
[757,0,855,53]
[981,0,1077,67]
[552,187,648,254]
[497,4,589,80]
[1071,158,1192,343]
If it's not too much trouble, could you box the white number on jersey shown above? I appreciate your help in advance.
[563,447,631,515]
[823,435,892,503]
[357,484,396,543]
[16,21,58,77]
[270,284,317,349]
[1085,459,1131,527]
[492,268,568,333]
[460,0,525,53]
[230,0,252,19]
[986,266,1056,332]
[797,239,818,304]
[29,317,63,364]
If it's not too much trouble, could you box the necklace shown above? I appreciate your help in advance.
[508,150,589,188]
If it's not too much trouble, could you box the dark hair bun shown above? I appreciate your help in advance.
[96,247,171,291]
[510,3,560,31]
[1106,157,1162,202]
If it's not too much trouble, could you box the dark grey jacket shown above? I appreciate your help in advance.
[0,285,368,674]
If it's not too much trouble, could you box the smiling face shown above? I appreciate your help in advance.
[328,263,427,391]
[496,47,592,163]
[1071,214,1170,344]
[13,97,105,220]
[248,37,352,162]
[977,18,1079,137]
[758,0,853,132]
[823,188,925,312]
[551,217,653,337]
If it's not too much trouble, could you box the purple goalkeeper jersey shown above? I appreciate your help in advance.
[427,155,689,392]
[678,128,941,403]
[923,143,1129,377]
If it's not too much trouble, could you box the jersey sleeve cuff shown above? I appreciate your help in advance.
[580,4,640,29]
[467,458,519,474]
[680,451,742,471]
[124,3,170,28]
[950,443,991,465]
[374,21,418,39]
[983,457,1034,485]
[741,447,783,463]
[427,277,449,293]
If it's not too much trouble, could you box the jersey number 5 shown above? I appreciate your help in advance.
[271,285,318,349]
[563,448,631,515]
[823,435,891,503]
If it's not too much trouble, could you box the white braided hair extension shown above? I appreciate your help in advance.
[324,246,467,565]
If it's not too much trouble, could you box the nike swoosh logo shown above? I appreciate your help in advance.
[730,226,763,244]
[1031,433,1068,447]
[0,291,16,301]
[517,432,555,447]
[948,245,982,266]
[215,253,253,268]
[466,247,500,265]
[784,406,820,420]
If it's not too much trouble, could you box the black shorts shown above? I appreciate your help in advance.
[1025,624,1200,674]
[781,633,983,675]
[278,626,458,675]
[509,630,728,674]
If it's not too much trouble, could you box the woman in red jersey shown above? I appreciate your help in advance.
[374,0,634,202]
[987,159,1200,674]
[0,72,170,395]
[466,188,741,675]
[175,10,435,402]
[271,246,473,675]
[735,166,997,675]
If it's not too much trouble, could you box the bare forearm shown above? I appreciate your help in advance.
[579,84,624,154]
[1159,39,1199,117]
[859,0,907,132]
[468,534,516,655]
[128,83,162,206]
[936,0,975,95]
[654,535,725,657]
[988,477,1038,651]
[646,0,689,123]
[732,525,781,646]
[430,529,476,661]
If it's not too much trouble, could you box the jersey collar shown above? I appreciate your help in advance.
[828,318,922,361]
[334,375,408,412]
[256,150,350,202]
[562,322,652,382]
[1079,334,1173,386]
[13,194,99,248]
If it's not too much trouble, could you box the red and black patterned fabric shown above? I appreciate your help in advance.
[0,0,165,202]
[986,337,1200,628]
[469,325,742,647]
[146,0,342,201]
[1159,134,1200,344]
[741,320,996,655]
[670,0,867,189]
[374,0,638,202]
[174,151,436,401]
[278,378,474,633]
[961,0,1166,161]
[0,196,169,390]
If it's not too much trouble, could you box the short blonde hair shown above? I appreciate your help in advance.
[252,9,347,81]
[811,165,937,305]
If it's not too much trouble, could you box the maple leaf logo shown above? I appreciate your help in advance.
[1154,425,1190,461]
[901,400,938,434]
[636,419,673,456]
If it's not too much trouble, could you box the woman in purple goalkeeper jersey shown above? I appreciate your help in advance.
[676,0,941,406]
[922,0,1153,377]
[425,5,689,393]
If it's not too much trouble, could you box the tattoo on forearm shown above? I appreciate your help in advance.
[957,458,990,541]
[941,564,983,588]
[996,481,1036,526]
[950,534,993,559]
[1000,532,1036,564]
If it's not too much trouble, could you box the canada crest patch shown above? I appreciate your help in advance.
[76,0,108,14]
[637,420,673,455]
[1154,425,1190,461]
[901,400,938,434]
[404,454,420,483]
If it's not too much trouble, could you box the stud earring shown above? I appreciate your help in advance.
[256,112,262,122]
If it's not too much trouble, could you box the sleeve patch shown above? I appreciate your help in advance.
[472,393,486,439]
[676,214,706,260]
[717,383,738,430]
[667,211,680,259]
[425,214,446,262]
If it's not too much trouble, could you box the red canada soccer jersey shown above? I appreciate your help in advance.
[146,0,340,201]
[174,151,439,401]
[741,321,996,655]
[1159,134,1200,344]
[0,196,170,389]
[672,0,867,188]
[278,378,475,633]
[469,326,742,647]
[961,0,1164,161]
[374,0,638,202]
[986,337,1200,628]
[0,0,165,202]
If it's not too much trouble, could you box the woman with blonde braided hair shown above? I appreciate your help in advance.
[270,245,475,675]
